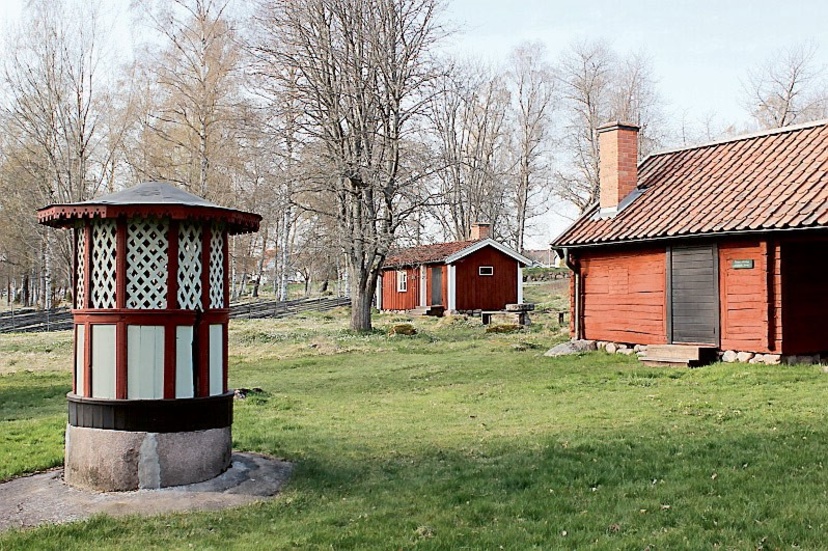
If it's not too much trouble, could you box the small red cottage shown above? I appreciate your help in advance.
[552,120,828,365]
[379,224,532,313]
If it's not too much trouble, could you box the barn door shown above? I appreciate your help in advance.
[431,266,442,305]
[668,245,719,346]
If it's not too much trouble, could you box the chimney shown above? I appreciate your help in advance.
[470,222,490,240]
[597,122,639,214]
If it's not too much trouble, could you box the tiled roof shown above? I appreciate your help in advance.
[384,240,477,268]
[553,120,828,248]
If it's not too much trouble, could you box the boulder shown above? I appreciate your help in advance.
[389,323,417,336]
[736,351,754,363]
[544,339,597,357]
[618,348,636,355]
[721,350,738,362]
[764,354,781,365]
[605,342,618,354]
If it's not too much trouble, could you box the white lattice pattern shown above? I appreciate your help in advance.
[126,218,169,309]
[209,224,224,309]
[91,220,117,309]
[75,225,86,308]
[177,222,202,310]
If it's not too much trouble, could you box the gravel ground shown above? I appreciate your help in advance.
[0,453,292,532]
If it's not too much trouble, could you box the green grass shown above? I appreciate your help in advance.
[3,311,828,549]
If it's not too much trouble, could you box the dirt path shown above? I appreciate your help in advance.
[0,453,292,532]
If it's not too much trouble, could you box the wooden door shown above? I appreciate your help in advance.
[431,266,442,305]
[668,245,719,345]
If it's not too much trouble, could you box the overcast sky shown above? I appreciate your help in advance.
[443,0,828,130]
[1,1,826,247]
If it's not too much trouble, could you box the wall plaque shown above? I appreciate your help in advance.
[732,259,754,269]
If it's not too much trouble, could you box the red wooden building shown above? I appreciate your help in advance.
[379,224,532,313]
[552,120,828,364]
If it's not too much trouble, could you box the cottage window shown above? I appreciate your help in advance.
[396,270,408,292]
[479,266,494,276]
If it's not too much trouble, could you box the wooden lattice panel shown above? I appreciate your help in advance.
[209,224,224,309]
[126,217,169,309]
[177,222,202,310]
[75,225,86,308]
[91,219,117,309]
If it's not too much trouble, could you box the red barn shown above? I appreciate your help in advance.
[552,120,828,366]
[379,224,532,314]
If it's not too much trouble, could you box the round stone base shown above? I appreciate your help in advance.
[64,424,232,491]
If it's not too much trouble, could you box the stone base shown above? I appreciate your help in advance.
[64,424,232,492]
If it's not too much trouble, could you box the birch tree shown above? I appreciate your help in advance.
[0,0,115,306]
[506,42,556,252]
[252,0,446,331]
[744,42,828,129]
[430,63,511,242]
[129,0,242,203]
[554,41,662,212]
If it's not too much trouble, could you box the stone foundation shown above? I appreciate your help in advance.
[64,425,232,491]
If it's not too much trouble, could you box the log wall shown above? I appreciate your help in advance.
[579,247,667,344]
[718,239,781,353]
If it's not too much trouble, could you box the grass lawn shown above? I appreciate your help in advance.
[2,308,828,549]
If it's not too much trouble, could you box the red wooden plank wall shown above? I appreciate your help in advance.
[718,240,780,353]
[579,247,666,344]
[454,248,517,311]
[381,267,419,310]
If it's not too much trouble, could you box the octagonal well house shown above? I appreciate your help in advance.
[38,182,261,491]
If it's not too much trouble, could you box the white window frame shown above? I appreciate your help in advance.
[478,266,494,276]
[396,270,408,292]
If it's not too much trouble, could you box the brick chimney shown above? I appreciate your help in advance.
[470,222,490,240]
[597,122,639,214]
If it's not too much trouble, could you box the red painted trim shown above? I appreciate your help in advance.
[116,218,127,309]
[163,323,177,399]
[202,223,212,311]
[222,230,229,308]
[71,309,228,325]
[83,222,93,309]
[167,220,179,309]
[84,322,92,397]
[116,322,127,399]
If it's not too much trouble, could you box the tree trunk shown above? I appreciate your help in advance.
[348,260,378,332]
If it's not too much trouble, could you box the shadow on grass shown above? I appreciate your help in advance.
[0,372,70,423]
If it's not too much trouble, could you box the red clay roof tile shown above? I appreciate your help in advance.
[553,120,828,248]
[384,240,478,268]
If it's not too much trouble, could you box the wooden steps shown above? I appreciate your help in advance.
[410,305,445,317]
[639,344,717,368]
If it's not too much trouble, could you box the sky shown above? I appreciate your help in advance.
[440,0,828,246]
[1,1,827,247]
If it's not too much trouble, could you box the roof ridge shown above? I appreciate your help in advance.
[645,118,828,161]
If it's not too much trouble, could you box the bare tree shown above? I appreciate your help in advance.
[506,42,556,252]
[0,0,116,306]
[252,0,446,331]
[430,62,511,241]
[744,42,828,129]
[554,41,662,213]
[129,0,243,203]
